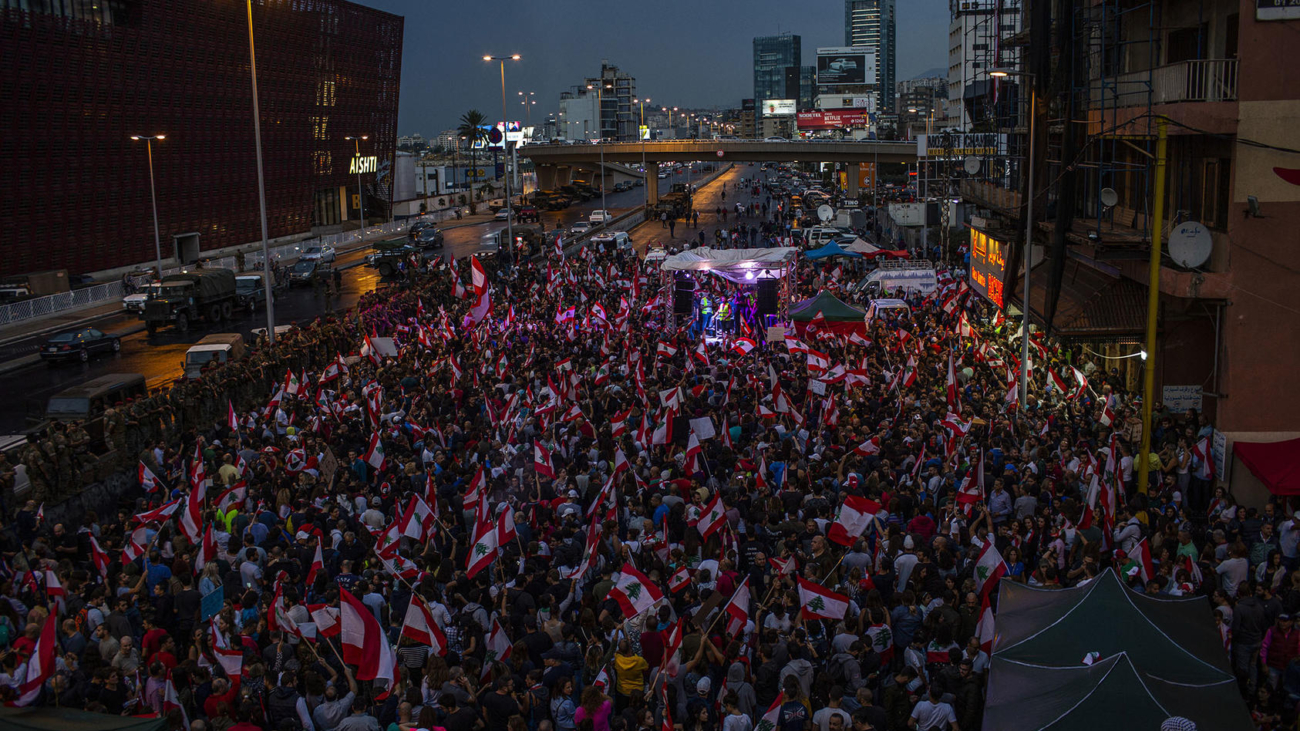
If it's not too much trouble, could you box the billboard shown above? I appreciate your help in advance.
[762,99,797,117]
[796,110,871,130]
[741,98,756,111]
[969,229,1009,308]
[917,132,1008,158]
[816,47,876,86]
[815,95,876,111]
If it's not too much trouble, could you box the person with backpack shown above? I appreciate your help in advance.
[267,670,314,730]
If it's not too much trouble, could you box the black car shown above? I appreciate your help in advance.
[407,220,434,242]
[40,327,121,363]
[416,227,445,249]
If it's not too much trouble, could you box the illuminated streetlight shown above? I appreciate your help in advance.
[130,134,167,278]
[486,54,521,258]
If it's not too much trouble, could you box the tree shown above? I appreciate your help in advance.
[458,110,488,214]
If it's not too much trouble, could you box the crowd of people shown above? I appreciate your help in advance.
[0,169,1261,731]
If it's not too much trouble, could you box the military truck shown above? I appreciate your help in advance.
[143,268,237,333]
[366,240,420,277]
[653,182,692,219]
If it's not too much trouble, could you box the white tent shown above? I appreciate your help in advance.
[660,247,798,283]
[844,238,880,255]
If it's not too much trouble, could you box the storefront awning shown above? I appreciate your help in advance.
[1234,438,1300,496]
[1010,257,1147,339]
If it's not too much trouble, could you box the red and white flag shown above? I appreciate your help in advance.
[481,619,514,682]
[339,590,397,688]
[669,567,692,593]
[975,594,996,653]
[796,577,849,620]
[470,255,488,295]
[400,597,448,656]
[15,616,56,705]
[533,440,555,478]
[609,563,665,618]
[806,349,830,374]
[731,337,757,356]
[89,535,110,580]
[309,604,340,639]
[466,510,499,579]
[227,401,238,431]
[721,578,751,637]
[695,492,726,539]
[139,462,161,492]
[194,524,217,576]
[364,432,386,471]
[973,543,1008,600]
[307,539,325,587]
[828,496,884,547]
[44,570,66,615]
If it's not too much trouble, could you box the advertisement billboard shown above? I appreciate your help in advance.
[796,110,871,130]
[762,99,797,117]
[917,132,1008,158]
[815,95,876,111]
[969,229,1009,307]
[741,98,756,111]
[815,47,876,85]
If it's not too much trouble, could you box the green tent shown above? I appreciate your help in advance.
[0,707,166,731]
[788,291,867,336]
[984,569,1252,731]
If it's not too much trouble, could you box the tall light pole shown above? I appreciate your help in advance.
[518,91,536,124]
[637,97,650,208]
[989,67,1037,406]
[486,54,520,257]
[662,106,678,136]
[130,134,166,279]
[244,0,276,344]
[587,82,613,222]
[344,135,370,236]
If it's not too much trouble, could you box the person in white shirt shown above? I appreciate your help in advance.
[909,685,959,730]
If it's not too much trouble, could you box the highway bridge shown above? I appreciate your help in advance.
[520,139,918,203]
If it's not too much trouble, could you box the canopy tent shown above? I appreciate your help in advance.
[805,242,862,260]
[0,708,166,731]
[843,237,880,255]
[985,569,1252,731]
[659,247,797,284]
[788,291,867,336]
[1233,436,1300,495]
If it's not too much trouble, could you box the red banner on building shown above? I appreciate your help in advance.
[796,110,871,130]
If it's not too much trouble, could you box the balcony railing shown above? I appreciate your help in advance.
[1094,59,1238,107]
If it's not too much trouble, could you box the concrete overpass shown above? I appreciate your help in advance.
[521,139,918,203]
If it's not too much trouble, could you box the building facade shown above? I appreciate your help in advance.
[946,0,1021,131]
[585,62,637,142]
[753,33,802,109]
[558,88,600,141]
[0,0,403,277]
[845,0,896,112]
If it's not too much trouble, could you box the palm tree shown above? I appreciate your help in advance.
[458,110,488,213]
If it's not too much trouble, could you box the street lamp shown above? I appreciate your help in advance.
[636,97,650,208]
[344,135,370,236]
[130,135,167,279]
[242,0,277,343]
[486,54,521,258]
[987,66,1037,406]
[587,82,613,222]
[518,91,536,125]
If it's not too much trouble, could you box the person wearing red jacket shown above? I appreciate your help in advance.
[1260,613,1300,690]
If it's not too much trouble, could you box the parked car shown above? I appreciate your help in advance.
[494,208,514,221]
[589,210,612,224]
[633,178,645,187]
[39,327,120,363]
[288,259,333,286]
[300,244,336,263]
[569,221,594,236]
[122,282,161,314]
[518,205,540,223]
[235,272,272,313]
[416,227,444,249]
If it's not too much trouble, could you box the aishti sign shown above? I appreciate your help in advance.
[350,155,379,174]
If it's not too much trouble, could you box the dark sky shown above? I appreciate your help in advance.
[361,0,949,136]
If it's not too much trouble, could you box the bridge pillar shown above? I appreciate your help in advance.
[557,166,573,187]
[846,163,861,199]
[536,165,557,192]
[646,162,660,205]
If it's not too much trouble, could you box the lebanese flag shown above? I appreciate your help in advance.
[695,493,726,539]
[121,525,150,565]
[656,341,678,359]
[946,352,960,411]
[721,577,751,637]
[828,496,884,547]
[466,511,499,579]
[134,497,181,525]
[194,524,217,576]
[770,554,797,576]
[15,616,56,705]
[684,432,703,475]
[339,590,396,688]
[1100,403,1117,427]
[216,482,247,513]
[1048,368,1069,396]
[162,675,190,728]
[180,482,205,543]
[496,505,518,547]
[470,255,487,295]
[307,538,325,587]
[320,354,347,383]
[669,566,692,593]
[975,594,996,653]
[399,495,438,540]
[309,604,340,638]
[1070,365,1089,400]
[731,337,757,356]
[139,462,161,492]
[481,619,513,682]
[756,694,784,731]
[1129,537,1156,584]
[610,408,632,437]
[227,401,238,432]
[364,432,386,471]
[89,535,110,580]
[609,563,665,618]
[533,440,556,478]
[806,349,830,374]
[693,341,710,366]
[400,597,448,655]
[902,355,918,388]
[854,437,881,456]
[44,570,66,615]
[797,577,850,620]
[973,543,1008,600]
[1192,436,1215,481]
[468,289,492,324]
[565,517,602,581]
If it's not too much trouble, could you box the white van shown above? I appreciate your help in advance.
[854,260,937,297]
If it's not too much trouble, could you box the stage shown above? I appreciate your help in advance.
[658,247,799,342]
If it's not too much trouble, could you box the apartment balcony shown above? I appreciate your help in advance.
[1094,59,1238,108]
[959,179,1022,216]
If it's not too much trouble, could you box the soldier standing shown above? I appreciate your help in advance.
[19,436,49,506]
[67,420,93,485]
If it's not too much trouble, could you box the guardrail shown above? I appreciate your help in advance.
[0,221,418,328]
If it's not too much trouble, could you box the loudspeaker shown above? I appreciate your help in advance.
[757,279,779,316]
[674,276,696,315]
[673,415,690,446]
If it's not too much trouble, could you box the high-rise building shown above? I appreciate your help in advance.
[557,88,600,141]
[0,0,403,277]
[753,34,802,107]
[584,61,637,142]
[946,0,1021,130]
[845,0,897,111]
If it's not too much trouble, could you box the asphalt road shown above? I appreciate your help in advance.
[0,177,676,435]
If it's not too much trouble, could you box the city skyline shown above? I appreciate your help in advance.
[361,0,947,136]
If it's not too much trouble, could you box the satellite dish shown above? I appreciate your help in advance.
[963,156,980,175]
[817,205,834,222]
[1168,221,1212,269]
[1100,188,1119,208]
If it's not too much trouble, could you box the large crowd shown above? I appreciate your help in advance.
[0,171,1272,731]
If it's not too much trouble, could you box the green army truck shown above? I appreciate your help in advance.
[143,268,237,333]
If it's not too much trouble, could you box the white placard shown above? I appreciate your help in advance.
[808,379,827,395]
[689,417,716,441]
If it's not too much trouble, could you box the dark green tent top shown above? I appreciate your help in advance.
[985,653,1252,731]
[0,707,166,731]
[993,569,1232,683]
[985,569,1252,731]
[788,291,866,322]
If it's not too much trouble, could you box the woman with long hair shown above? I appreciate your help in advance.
[574,684,612,731]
